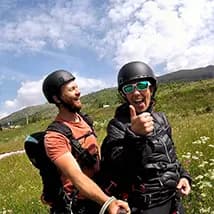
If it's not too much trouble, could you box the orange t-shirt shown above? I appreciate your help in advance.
[44,113,100,195]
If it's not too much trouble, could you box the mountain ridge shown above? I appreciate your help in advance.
[158,65,214,82]
[0,65,213,126]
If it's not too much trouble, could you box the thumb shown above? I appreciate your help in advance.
[129,105,136,121]
[176,181,182,189]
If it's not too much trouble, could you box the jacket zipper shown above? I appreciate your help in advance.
[160,135,172,163]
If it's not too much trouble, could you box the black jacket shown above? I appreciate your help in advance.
[100,103,191,209]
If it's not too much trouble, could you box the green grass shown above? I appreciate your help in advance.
[0,119,51,154]
[155,80,214,116]
[0,79,213,213]
[170,113,214,213]
[0,155,49,213]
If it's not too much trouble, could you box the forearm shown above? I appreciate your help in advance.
[55,152,109,205]
[69,169,109,205]
[174,151,192,185]
[179,164,192,185]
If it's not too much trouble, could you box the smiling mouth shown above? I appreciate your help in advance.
[74,97,80,101]
[133,98,144,105]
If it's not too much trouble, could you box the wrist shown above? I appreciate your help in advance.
[99,196,116,214]
[126,127,147,140]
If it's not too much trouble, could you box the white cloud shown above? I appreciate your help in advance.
[1,0,214,74]
[0,73,110,119]
[99,0,214,73]
[0,112,8,120]
[4,79,44,112]
[76,75,109,95]
[1,0,214,119]
[0,0,96,51]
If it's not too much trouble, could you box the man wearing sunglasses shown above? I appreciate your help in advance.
[100,61,191,214]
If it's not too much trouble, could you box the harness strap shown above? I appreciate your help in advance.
[144,162,179,171]
[127,189,175,208]
[47,121,97,168]
[44,115,97,209]
[104,180,118,195]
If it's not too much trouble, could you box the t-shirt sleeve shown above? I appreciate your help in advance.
[44,130,71,162]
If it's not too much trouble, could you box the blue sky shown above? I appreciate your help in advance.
[0,0,214,119]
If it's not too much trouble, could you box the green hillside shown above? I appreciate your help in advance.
[158,65,214,82]
[155,79,214,116]
[1,79,213,127]
[0,79,214,214]
[0,79,213,153]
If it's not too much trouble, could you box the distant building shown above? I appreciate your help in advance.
[103,104,110,108]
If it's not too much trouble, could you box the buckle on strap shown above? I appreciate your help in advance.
[143,194,152,205]
[132,183,146,193]
[105,180,117,195]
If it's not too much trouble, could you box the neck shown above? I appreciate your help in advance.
[58,108,80,122]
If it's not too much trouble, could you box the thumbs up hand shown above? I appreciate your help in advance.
[129,105,154,136]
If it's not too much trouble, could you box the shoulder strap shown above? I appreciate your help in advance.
[46,119,97,168]
[79,112,96,137]
[79,112,94,128]
[46,121,83,155]
[47,121,72,138]
[46,111,95,145]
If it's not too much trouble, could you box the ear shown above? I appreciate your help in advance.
[52,95,61,104]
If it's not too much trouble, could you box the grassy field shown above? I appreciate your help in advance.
[0,79,213,214]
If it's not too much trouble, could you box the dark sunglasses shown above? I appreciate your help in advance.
[122,81,151,94]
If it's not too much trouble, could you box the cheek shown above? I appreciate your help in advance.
[61,93,74,103]
[146,93,151,101]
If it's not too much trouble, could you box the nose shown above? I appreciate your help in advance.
[76,89,81,97]
[132,86,141,94]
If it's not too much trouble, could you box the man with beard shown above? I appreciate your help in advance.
[100,61,191,214]
[42,70,130,214]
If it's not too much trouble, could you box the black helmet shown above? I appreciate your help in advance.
[117,61,157,94]
[42,69,75,103]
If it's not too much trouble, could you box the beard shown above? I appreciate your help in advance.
[60,98,82,113]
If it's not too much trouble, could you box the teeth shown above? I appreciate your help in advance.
[134,100,143,104]
[136,98,143,101]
